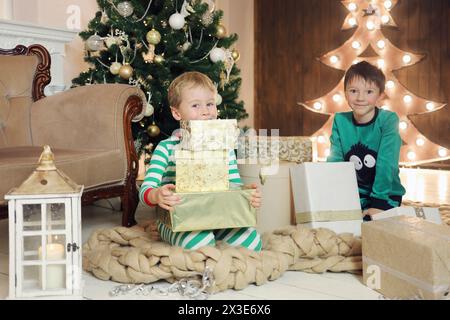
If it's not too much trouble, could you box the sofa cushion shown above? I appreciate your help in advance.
[0,55,38,148]
[0,146,126,204]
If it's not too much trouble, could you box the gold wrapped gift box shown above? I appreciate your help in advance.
[179,119,239,151]
[238,136,316,163]
[362,216,450,300]
[156,188,257,232]
[175,150,229,193]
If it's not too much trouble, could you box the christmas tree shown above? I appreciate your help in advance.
[300,0,449,166]
[72,0,247,161]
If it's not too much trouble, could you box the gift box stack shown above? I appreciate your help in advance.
[362,216,450,300]
[237,135,316,233]
[157,119,257,232]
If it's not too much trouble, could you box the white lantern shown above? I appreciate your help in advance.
[5,146,84,299]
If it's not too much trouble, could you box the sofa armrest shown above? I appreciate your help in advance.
[30,84,145,152]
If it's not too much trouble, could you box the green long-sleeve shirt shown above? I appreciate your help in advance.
[327,108,406,210]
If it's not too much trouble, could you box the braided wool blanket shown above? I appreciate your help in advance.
[83,202,450,293]
[83,223,362,293]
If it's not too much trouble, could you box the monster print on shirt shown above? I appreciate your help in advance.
[345,142,378,190]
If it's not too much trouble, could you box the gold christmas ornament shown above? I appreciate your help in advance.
[119,63,133,80]
[231,48,240,62]
[154,55,165,64]
[216,24,227,39]
[147,123,160,137]
[146,29,161,45]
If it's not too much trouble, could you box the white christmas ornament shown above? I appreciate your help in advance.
[210,47,226,63]
[117,1,134,17]
[110,62,122,75]
[86,34,104,51]
[144,103,154,117]
[169,13,185,30]
[216,94,222,106]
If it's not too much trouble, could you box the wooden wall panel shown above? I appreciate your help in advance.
[255,0,450,149]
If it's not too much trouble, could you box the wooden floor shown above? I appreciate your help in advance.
[399,167,450,204]
[0,168,449,300]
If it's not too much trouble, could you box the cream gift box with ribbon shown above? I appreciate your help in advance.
[290,162,362,236]
[179,119,239,151]
[372,206,442,225]
[362,216,450,300]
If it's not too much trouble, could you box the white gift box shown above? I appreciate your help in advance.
[238,161,297,234]
[372,206,442,224]
[290,162,362,236]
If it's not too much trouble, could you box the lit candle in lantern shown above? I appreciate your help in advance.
[38,243,65,289]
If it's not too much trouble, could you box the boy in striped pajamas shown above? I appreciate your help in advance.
[140,71,263,252]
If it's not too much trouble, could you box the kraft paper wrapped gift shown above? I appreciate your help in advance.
[362,216,450,300]
[290,162,363,236]
[238,161,297,233]
[179,119,239,151]
[156,188,257,232]
[238,136,316,164]
[175,150,229,193]
[372,206,442,225]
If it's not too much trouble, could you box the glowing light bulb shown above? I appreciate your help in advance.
[438,148,448,157]
[386,80,395,89]
[403,95,412,103]
[384,1,393,10]
[416,138,425,146]
[381,15,390,24]
[399,121,408,130]
[407,151,416,161]
[348,17,357,27]
[426,102,434,111]
[318,136,326,144]
[332,94,342,102]
[366,20,375,30]
[377,40,386,49]
[313,102,322,110]
[352,41,361,49]
[348,3,357,11]
[403,54,412,64]
[377,59,385,69]
[330,55,339,64]
[324,148,331,157]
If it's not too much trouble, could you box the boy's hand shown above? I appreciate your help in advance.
[246,183,262,209]
[364,208,383,216]
[155,184,181,211]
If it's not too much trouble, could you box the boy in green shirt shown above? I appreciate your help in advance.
[327,61,406,219]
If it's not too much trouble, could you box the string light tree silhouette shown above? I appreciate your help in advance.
[72,0,247,163]
[299,0,449,165]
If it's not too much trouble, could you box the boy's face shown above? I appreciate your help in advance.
[345,77,385,123]
[171,85,218,121]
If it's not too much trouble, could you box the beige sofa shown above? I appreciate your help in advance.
[0,44,146,226]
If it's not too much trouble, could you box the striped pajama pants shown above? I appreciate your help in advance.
[157,221,263,252]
